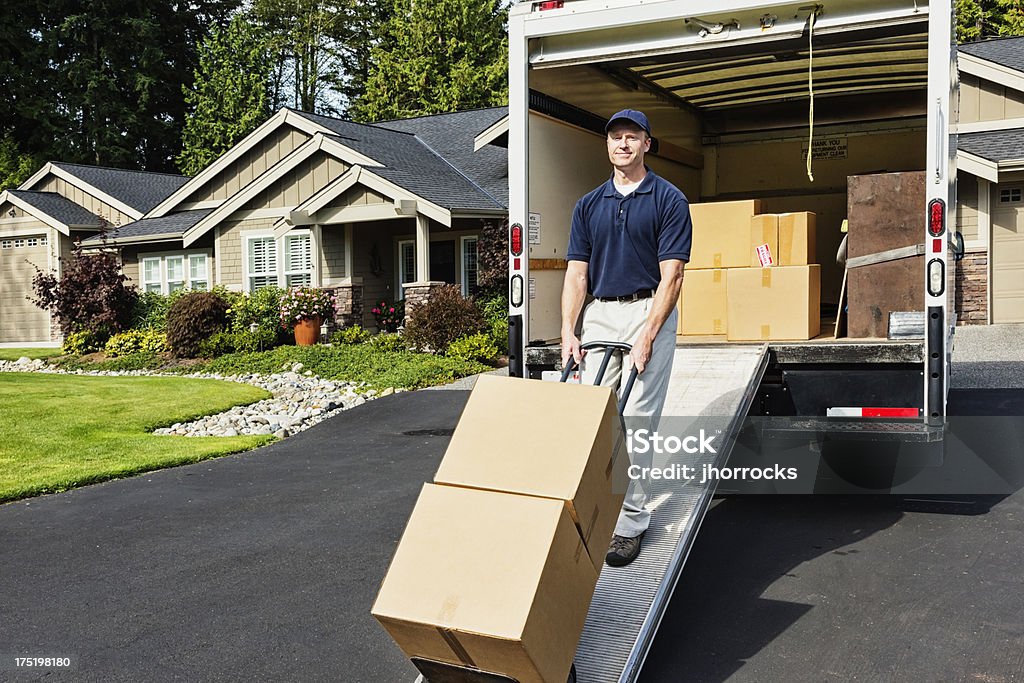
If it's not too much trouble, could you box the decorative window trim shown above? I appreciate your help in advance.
[397,239,416,296]
[137,250,212,294]
[460,236,479,297]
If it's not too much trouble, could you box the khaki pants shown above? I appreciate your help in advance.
[580,297,677,538]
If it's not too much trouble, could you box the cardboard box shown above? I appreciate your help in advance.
[434,375,627,573]
[688,199,763,269]
[678,268,728,335]
[750,215,779,267]
[777,212,817,266]
[372,483,598,683]
[727,265,821,341]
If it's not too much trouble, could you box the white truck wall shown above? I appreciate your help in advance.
[527,112,699,341]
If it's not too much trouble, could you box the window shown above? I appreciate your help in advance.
[2,235,46,249]
[1000,187,1023,204]
[13,238,24,248]
[461,237,479,296]
[140,252,210,294]
[247,237,278,291]
[398,240,416,296]
[189,255,208,291]
[142,257,162,293]
[284,233,312,286]
[244,231,314,291]
[1,240,10,249]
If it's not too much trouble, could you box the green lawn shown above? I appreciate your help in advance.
[0,373,274,503]
[0,347,62,361]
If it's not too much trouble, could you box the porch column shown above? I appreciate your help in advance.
[978,177,992,324]
[415,214,430,282]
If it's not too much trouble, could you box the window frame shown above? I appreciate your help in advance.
[242,229,315,293]
[137,250,212,295]
[460,236,479,297]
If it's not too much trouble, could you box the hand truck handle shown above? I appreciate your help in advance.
[560,341,639,416]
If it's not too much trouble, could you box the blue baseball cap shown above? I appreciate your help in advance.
[605,109,652,136]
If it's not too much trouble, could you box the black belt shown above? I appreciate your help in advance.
[596,288,655,302]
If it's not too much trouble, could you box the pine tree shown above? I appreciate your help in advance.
[177,14,274,176]
[353,0,508,122]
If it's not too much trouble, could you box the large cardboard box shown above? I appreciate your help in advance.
[678,268,728,335]
[777,212,817,266]
[689,199,763,269]
[373,484,598,683]
[750,214,779,267]
[434,375,627,573]
[727,265,821,341]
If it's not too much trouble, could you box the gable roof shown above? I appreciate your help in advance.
[959,37,1024,74]
[369,107,509,207]
[6,190,102,230]
[289,109,507,211]
[958,127,1024,162]
[50,163,190,214]
[80,209,214,246]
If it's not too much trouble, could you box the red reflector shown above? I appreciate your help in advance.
[863,407,920,418]
[933,238,943,253]
[537,0,564,9]
[513,257,521,270]
[510,223,523,256]
[928,198,945,236]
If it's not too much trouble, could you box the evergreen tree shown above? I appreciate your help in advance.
[353,0,508,122]
[177,14,274,176]
[0,135,41,191]
[958,0,1024,40]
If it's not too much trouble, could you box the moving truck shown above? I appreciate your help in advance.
[491,1,959,681]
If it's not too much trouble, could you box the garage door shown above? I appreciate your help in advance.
[0,234,51,343]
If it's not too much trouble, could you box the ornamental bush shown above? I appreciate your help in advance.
[370,298,404,332]
[62,329,103,355]
[447,332,499,364]
[368,332,407,353]
[331,326,371,345]
[478,293,509,355]
[32,237,138,340]
[104,329,168,357]
[403,284,485,354]
[166,291,230,358]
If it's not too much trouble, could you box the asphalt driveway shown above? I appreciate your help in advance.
[2,384,1023,682]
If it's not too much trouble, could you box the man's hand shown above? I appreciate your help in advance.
[629,333,654,373]
[561,332,585,368]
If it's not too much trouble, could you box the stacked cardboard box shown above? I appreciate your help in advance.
[679,199,821,341]
[373,375,628,683]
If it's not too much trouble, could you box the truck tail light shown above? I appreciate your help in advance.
[510,274,524,307]
[536,0,564,10]
[928,198,945,237]
[928,258,945,296]
[510,223,523,257]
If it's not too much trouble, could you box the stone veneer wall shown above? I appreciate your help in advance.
[402,281,446,324]
[955,249,988,325]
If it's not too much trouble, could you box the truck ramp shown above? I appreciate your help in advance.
[574,343,769,683]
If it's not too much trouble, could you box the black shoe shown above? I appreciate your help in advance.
[605,532,644,567]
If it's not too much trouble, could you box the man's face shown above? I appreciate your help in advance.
[607,122,650,171]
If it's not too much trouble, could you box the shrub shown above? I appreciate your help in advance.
[331,326,371,345]
[370,298,404,332]
[404,284,485,353]
[447,332,499,364]
[197,330,235,358]
[32,236,138,338]
[478,293,509,355]
[279,287,336,329]
[130,290,186,332]
[476,217,508,297]
[230,326,278,354]
[166,291,230,358]
[368,332,407,353]
[62,329,103,355]
[104,329,168,357]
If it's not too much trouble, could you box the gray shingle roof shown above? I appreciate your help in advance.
[81,209,213,244]
[52,162,190,214]
[958,127,1024,162]
[959,36,1024,73]
[7,190,102,227]
[290,109,507,211]
[375,107,509,207]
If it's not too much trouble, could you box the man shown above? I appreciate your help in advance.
[561,109,691,567]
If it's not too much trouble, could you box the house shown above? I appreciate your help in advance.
[0,164,189,344]
[0,107,509,344]
[956,36,1024,324]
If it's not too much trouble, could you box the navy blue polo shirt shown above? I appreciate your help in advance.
[566,169,692,298]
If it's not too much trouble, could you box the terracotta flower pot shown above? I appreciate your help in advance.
[294,316,322,346]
